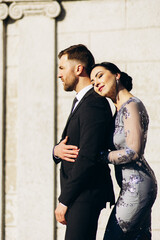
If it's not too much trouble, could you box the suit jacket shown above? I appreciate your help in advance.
[53,88,115,208]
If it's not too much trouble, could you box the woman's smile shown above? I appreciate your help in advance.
[98,85,105,92]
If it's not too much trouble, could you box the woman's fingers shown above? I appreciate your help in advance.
[65,153,78,158]
[58,137,79,161]
[63,152,79,162]
[63,147,79,155]
[65,144,78,150]
[64,151,79,157]
[64,157,75,162]
[65,149,79,154]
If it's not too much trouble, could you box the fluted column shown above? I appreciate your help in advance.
[0,1,61,240]
[0,19,5,240]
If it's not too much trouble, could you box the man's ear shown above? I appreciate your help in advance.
[76,64,84,76]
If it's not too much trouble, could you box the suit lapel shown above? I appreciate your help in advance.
[62,88,93,138]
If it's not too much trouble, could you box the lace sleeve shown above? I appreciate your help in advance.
[108,101,145,165]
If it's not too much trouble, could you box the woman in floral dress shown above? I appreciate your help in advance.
[90,62,157,240]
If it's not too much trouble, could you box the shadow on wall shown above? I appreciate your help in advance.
[56,0,66,21]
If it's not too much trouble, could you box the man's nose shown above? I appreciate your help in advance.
[57,72,62,79]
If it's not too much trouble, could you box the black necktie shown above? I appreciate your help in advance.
[62,97,78,137]
[67,97,78,122]
[71,97,78,113]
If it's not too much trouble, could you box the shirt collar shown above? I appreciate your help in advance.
[76,85,93,102]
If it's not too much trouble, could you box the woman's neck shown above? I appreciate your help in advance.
[114,87,134,111]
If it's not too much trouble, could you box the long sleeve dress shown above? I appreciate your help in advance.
[103,97,157,240]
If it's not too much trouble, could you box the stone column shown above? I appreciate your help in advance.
[0,20,3,239]
[0,1,60,240]
[0,3,8,239]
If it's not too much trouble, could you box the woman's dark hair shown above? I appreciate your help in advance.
[91,62,133,91]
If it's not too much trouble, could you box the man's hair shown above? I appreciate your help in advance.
[58,44,95,76]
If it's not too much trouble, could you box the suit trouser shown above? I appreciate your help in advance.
[65,201,102,240]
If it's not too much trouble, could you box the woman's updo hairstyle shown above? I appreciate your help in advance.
[120,72,133,92]
[91,62,133,92]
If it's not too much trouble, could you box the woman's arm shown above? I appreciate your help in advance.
[107,101,145,165]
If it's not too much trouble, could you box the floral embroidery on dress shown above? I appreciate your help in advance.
[102,97,157,234]
[108,97,150,166]
[122,107,130,119]
[117,218,131,232]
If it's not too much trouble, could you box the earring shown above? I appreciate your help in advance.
[116,79,119,85]
[116,79,119,101]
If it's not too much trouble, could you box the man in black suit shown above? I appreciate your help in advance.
[53,44,114,240]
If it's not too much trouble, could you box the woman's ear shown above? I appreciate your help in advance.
[115,73,121,80]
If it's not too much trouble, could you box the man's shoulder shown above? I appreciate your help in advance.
[86,89,110,106]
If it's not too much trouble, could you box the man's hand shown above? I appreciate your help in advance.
[54,136,79,162]
[55,203,68,225]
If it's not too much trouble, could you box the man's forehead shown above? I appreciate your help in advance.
[59,54,79,67]
[58,55,67,67]
[59,54,68,62]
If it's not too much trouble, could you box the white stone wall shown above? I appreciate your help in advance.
[0,0,159,240]
[0,1,61,240]
[57,0,160,239]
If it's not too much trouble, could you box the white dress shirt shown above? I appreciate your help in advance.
[73,84,93,112]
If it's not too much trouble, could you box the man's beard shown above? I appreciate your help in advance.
[64,78,78,92]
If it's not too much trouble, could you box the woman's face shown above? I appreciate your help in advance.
[91,66,118,100]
